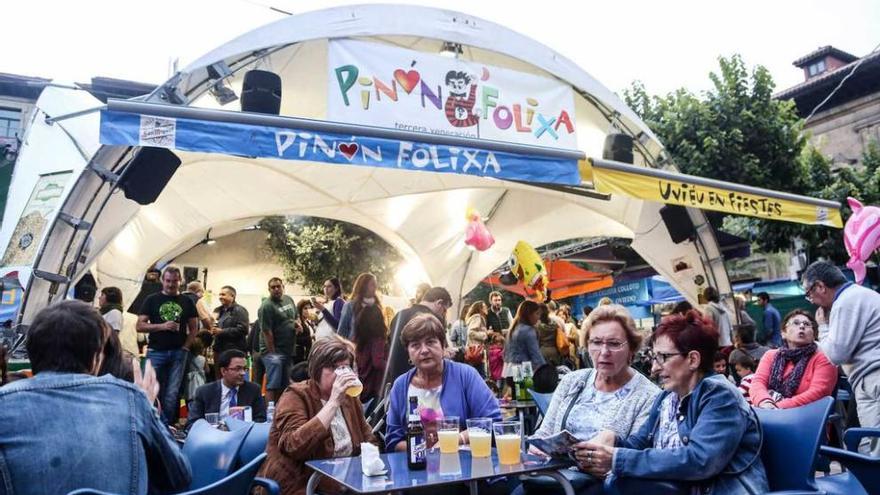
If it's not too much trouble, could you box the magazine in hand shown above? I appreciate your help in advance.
[527,429,579,459]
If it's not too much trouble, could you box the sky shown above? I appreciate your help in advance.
[3,0,878,97]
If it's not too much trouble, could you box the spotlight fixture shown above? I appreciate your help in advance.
[439,41,463,58]
[207,62,238,106]
[202,228,216,246]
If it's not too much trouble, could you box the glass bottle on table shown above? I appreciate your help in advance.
[521,362,534,401]
[406,396,427,470]
[512,364,523,402]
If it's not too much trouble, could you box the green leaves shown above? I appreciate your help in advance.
[624,55,879,261]
[258,216,400,295]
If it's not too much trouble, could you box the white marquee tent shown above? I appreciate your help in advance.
[4,4,748,331]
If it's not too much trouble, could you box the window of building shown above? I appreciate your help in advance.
[808,59,827,77]
[0,108,21,139]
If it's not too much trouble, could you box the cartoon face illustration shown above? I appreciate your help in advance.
[445,71,474,94]
[444,70,479,128]
[508,240,548,301]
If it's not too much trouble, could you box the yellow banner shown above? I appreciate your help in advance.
[591,164,843,228]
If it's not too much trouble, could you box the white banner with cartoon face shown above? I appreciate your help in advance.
[328,39,578,150]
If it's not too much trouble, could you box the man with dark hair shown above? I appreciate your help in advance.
[486,290,512,333]
[0,300,190,494]
[702,286,733,347]
[136,266,199,425]
[729,324,769,364]
[756,292,781,347]
[186,349,266,430]
[212,285,250,354]
[383,286,453,390]
[803,261,880,455]
[259,277,298,403]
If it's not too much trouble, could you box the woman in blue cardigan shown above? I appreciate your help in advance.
[386,313,501,452]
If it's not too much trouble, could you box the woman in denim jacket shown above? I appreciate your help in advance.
[577,310,768,494]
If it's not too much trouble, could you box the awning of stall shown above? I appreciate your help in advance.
[587,158,843,228]
[483,259,613,299]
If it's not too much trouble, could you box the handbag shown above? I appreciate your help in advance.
[556,326,571,356]
[464,344,485,365]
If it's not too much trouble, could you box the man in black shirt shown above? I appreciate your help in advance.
[212,285,250,354]
[137,266,198,425]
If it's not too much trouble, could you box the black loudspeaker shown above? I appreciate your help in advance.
[603,133,634,164]
[240,70,282,115]
[119,147,182,205]
[660,205,696,244]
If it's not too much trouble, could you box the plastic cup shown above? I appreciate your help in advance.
[466,418,493,458]
[438,416,460,454]
[334,365,363,397]
[493,421,522,465]
[205,413,220,426]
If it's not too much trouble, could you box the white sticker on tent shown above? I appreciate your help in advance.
[139,115,176,148]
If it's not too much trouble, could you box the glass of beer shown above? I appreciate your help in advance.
[438,416,461,453]
[334,365,363,397]
[466,418,492,458]
[493,421,522,465]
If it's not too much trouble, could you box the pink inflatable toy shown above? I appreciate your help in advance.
[464,207,495,251]
[844,197,880,284]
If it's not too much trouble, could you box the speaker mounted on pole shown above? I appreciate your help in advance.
[118,147,182,205]
[240,70,282,115]
[603,133,634,164]
[659,205,696,244]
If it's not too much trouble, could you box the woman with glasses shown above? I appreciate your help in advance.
[258,336,375,495]
[749,309,836,409]
[520,304,659,494]
[575,310,767,494]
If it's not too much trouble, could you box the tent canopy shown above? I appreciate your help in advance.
[9,5,749,324]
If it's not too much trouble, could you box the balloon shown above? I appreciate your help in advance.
[844,197,880,284]
[464,207,495,251]
[508,240,549,301]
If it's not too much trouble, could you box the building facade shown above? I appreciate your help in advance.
[776,45,880,168]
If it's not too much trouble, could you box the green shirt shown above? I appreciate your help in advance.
[258,295,297,356]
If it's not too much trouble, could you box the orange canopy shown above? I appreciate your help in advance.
[484,259,613,300]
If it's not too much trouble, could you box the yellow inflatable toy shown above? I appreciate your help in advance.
[508,240,548,301]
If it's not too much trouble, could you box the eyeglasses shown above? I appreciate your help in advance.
[787,319,813,328]
[647,351,686,365]
[588,339,627,352]
[803,282,818,303]
[226,366,249,373]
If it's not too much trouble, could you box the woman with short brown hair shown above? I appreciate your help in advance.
[259,336,376,495]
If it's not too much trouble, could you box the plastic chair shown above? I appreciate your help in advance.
[223,416,272,467]
[183,419,252,490]
[527,389,552,417]
[66,453,279,495]
[754,396,833,493]
[816,428,878,495]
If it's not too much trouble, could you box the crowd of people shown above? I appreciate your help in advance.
[1,259,879,495]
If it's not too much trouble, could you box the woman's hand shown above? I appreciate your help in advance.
[572,441,614,478]
[588,430,616,448]
[528,445,549,458]
[759,400,778,409]
[329,369,359,405]
[312,298,326,312]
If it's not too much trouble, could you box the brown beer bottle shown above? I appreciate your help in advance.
[406,396,426,470]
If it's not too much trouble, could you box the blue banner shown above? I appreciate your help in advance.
[99,110,581,185]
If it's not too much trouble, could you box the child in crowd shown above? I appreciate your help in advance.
[486,332,506,391]
[731,354,758,399]
[714,351,735,384]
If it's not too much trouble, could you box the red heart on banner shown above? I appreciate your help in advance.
[339,142,359,160]
[394,69,421,93]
